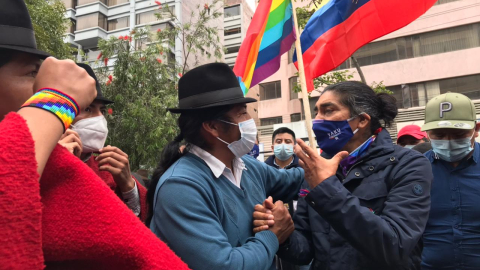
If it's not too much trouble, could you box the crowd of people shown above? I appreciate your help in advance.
[1,1,479,270]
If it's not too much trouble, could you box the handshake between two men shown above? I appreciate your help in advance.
[252,138,348,244]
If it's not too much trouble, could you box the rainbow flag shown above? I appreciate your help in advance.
[294,0,437,91]
[233,0,296,95]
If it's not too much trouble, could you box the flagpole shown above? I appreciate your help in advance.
[291,1,316,150]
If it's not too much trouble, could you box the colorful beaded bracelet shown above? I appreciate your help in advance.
[21,88,80,132]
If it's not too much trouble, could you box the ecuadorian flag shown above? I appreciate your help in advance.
[233,0,296,95]
[294,0,438,91]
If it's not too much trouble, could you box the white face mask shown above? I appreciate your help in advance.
[217,118,257,158]
[71,115,109,153]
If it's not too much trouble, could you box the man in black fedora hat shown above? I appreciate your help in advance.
[0,0,51,120]
[147,62,305,270]
[58,63,149,221]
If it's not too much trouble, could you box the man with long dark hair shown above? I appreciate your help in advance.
[148,63,309,270]
[254,82,433,270]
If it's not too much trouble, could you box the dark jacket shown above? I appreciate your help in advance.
[277,130,432,270]
[265,154,300,217]
[265,154,300,170]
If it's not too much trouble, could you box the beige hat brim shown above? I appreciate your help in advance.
[421,120,476,131]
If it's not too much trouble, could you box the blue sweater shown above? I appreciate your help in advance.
[150,153,304,270]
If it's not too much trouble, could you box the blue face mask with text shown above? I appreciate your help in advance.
[430,134,474,162]
[312,115,360,157]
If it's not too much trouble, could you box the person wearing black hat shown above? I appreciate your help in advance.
[0,0,50,120]
[58,63,148,221]
[147,62,305,270]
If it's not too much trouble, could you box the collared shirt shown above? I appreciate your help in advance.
[422,142,480,270]
[273,156,295,168]
[190,145,246,188]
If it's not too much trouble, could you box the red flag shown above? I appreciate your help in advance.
[294,0,437,91]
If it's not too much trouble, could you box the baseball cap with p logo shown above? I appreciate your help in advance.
[422,93,476,131]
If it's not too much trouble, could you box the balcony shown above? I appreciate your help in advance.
[75,27,108,47]
[74,12,107,47]
[77,0,107,6]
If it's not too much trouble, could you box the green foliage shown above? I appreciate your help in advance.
[370,81,393,94]
[95,1,224,170]
[292,0,393,95]
[156,0,225,74]
[294,0,324,29]
[96,29,180,171]
[26,0,75,59]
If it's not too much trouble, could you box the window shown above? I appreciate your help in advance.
[85,48,102,61]
[259,81,281,100]
[335,23,480,70]
[76,13,107,30]
[390,74,480,109]
[300,98,318,118]
[136,7,174,25]
[108,0,129,6]
[62,0,77,8]
[288,44,295,63]
[260,117,283,126]
[136,10,158,25]
[226,46,240,54]
[68,19,76,34]
[291,113,302,122]
[151,23,171,33]
[224,5,240,18]
[77,0,107,6]
[416,24,479,57]
[225,27,241,36]
[289,76,298,100]
[108,16,129,31]
[168,51,176,65]
[435,0,460,5]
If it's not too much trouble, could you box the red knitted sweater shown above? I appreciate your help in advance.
[0,113,189,270]
[85,156,148,222]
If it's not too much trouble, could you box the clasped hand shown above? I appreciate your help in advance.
[252,196,294,244]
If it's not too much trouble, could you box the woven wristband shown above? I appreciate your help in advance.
[21,88,80,132]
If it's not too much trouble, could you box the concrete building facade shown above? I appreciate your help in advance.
[256,0,480,153]
[62,0,232,68]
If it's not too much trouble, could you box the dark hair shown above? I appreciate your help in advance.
[272,127,296,143]
[322,81,398,135]
[0,49,14,68]
[146,105,234,226]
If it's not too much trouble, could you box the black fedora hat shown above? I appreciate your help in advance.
[77,63,114,104]
[0,0,50,58]
[168,63,257,113]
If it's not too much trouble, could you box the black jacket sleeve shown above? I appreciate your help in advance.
[277,183,314,265]
[303,152,432,265]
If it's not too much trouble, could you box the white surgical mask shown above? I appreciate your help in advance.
[217,118,257,158]
[274,144,294,161]
[71,115,109,153]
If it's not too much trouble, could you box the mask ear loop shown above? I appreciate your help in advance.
[349,112,366,134]
[218,119,238,126]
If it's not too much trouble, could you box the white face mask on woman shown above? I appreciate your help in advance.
[217,118,257,158]
[71,115,109,153]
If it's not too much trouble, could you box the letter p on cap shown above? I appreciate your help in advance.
[440,102,452,118]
